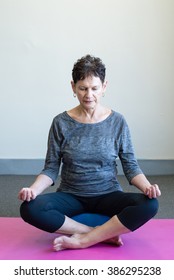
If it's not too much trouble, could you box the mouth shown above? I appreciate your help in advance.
[84,100,94,104]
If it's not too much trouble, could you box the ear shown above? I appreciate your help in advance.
[103,80,108,92]
[71,81,76,93]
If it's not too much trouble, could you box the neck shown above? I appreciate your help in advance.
[67,105,111,124]
[78,104,104,122]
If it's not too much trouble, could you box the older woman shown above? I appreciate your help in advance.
[18,55,161,251]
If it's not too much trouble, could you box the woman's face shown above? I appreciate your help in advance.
[71,76,107,110]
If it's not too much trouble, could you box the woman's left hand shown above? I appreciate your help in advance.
[145,184,161,199]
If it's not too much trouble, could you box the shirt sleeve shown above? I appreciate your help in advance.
[118,117,143,183]
[40,118,62,184]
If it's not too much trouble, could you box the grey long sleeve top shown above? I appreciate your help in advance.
[41,110,143,196]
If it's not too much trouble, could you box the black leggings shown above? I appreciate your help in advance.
[20,191,159,233]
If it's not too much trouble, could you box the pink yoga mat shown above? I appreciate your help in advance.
[0,218,173,260]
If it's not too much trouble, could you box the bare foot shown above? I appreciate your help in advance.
[53,234,85,251]
[104,235,123,246]
[53,233,123,251]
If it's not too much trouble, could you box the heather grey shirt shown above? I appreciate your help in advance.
[41,110,143,196]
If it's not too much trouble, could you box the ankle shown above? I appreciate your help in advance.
[74,233,91,248]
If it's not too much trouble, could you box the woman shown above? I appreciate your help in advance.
[18,54,161,251]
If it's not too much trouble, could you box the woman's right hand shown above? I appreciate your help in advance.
[18,187,37,202]
[18,174,53,202]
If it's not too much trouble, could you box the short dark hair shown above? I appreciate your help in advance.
[72,54,106,84]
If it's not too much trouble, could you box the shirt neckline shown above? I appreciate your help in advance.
[64,110,114,125]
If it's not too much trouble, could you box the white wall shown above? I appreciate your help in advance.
[0,0,173,160]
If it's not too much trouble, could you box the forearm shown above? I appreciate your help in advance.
[30,174,53,196]
[18,174,53,201]
[130,174,151,194]
[131,173,161,198]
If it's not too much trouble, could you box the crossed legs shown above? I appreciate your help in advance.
[20,191,159,251]
[53,215,129,250]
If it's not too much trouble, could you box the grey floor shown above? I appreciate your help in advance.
[0,175,173,218]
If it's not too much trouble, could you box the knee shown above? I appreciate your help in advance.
[20,195,47,222]
[20,200,36,223]
[147,197,159,217]
[20,198,44,227]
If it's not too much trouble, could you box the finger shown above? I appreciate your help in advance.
[149,188,154,199]
[146,185,161,199]
[26,190,32,201]
[31,190,36,200]
[145,188,150,196]
[153,184,161,197]
[21,190,27,201]
[21,188,29,201]
[151,186,157,198]
[19,188,28,200]
[156,188,161,196]
[146,187,155,199]
[150,184,161,198]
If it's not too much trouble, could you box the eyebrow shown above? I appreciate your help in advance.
[79,85,99,88]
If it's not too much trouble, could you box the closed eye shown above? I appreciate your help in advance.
[79,87,86,91]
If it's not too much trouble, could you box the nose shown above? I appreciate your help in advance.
[85,89,93,97]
